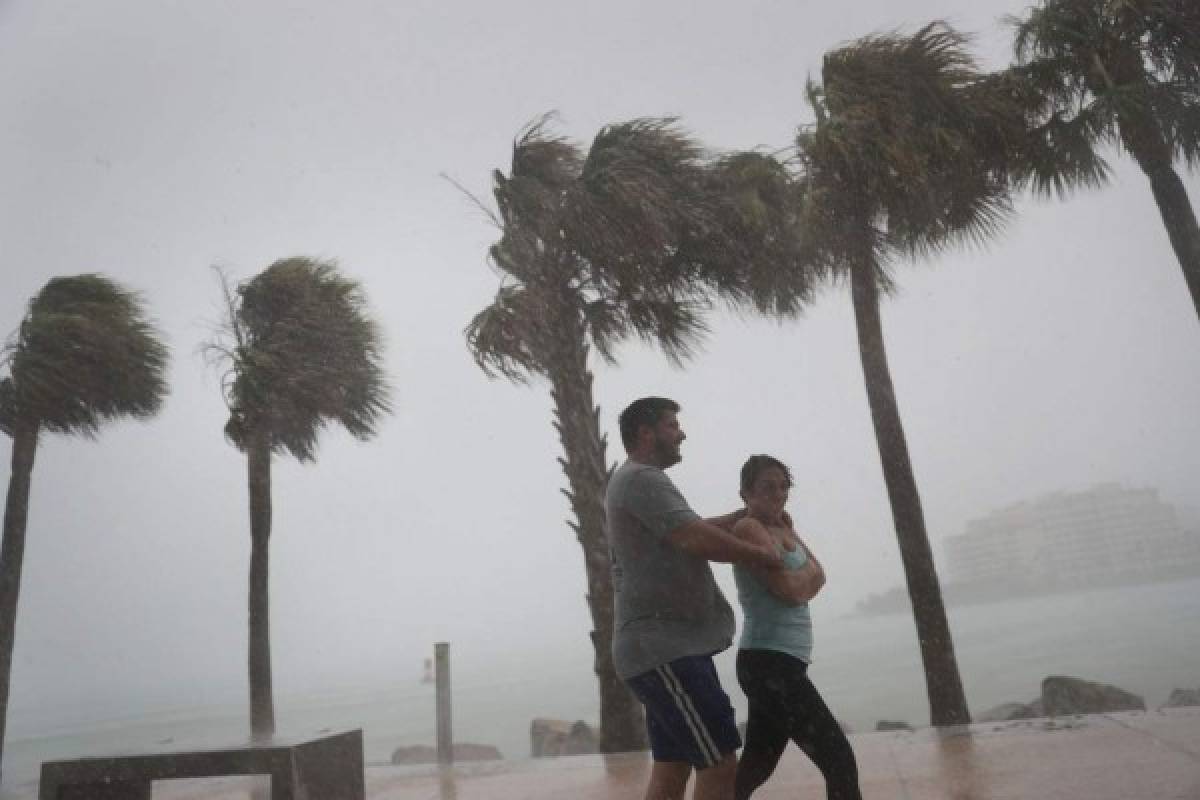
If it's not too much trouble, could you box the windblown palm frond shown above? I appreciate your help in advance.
[996,58,1114,197]
[467,115,720,384]
[1009,0,1200,183]
[511,114,582,192]
[215,257,390,462]
[800,22,1025,273]
[465,284,558,382]
[1153,76,1200,167]
[496,115,582,258]
[688,150,819,316]
[570,118,719,292]
[590,292,709,367]
[1006,0,1200,325]
[1,274,168,437]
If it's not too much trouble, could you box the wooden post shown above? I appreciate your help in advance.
[435,642,452,765]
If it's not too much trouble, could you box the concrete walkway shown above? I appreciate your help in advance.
[356,708,1200,800]
[89,707,1200,799]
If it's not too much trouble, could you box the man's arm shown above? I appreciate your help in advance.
[706,509,745,532]
[668,518,783,570]
[708,509,796,533]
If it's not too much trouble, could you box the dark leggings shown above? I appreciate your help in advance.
[734,649,862,800]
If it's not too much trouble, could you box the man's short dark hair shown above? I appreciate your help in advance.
[618,397,680,451]
[740,454,793,496]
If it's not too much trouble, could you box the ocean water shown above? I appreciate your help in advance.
[3,578,1197,796]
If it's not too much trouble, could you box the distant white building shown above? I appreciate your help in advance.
[945,484,1200,587]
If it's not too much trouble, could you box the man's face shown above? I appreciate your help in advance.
[649,410,685,468]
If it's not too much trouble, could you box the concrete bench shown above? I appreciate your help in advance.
[38,728,364,800]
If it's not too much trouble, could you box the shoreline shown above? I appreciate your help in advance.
[852,572,1200,616]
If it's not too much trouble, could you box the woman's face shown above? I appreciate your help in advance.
[744,466,790,521]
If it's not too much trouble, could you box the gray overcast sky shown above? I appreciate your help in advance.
[0,0,1198,732]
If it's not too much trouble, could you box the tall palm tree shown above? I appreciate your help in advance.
[0,275,168,777]
[465,117,723,753]
[208,258,389,739]
[793,23,1026,726]
[1009,0,1200,323]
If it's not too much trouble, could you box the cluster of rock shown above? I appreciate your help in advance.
[874,720,913,732]
[530,718,599,757]
[390,742,502,765]
[397,679,1200,766]
[1164,687,1200,708]
[977,675,1161,722]
[876,675,1199,731]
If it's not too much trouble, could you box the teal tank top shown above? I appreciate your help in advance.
[733,544,813,662]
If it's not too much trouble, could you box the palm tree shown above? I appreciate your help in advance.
[1009,0,1200,323]
[792,23,1026,726]
[685,149,819,317]
[465,117,725,753]
[0,275,168,777]
[207,258,389,739]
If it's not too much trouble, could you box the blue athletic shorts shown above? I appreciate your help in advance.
[625,654,741,768]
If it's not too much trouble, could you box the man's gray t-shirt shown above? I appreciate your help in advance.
[605,459,735,680]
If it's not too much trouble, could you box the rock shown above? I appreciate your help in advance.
[1041,675,1145,716]
[531,718,569,757]
[1163,688,1200,708]
[975,702,1038,722]
[531,718,597,757]
[875,720,913,732]
[390,743,502,765]
[563,720,598,755]
[391,745,436,765]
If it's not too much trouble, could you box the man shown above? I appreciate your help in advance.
[606,397,782,800]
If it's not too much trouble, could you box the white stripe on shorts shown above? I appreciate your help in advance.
[656,663,720,767]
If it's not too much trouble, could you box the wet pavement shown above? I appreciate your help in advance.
[37,707,1200,799]
[358,708,1200,800]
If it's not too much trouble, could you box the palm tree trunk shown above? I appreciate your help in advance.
[0,424,38,780]
[247,429,275,740]
[1138,163,1200,325]
[1109,87,1200,327]
[548,329,647,754]
[849,258,970,727]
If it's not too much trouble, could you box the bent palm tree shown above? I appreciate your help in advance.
[795,23,1025,726]
[208,258,389,739]
[466,117,719,753]
[1009,0,1200,323]
[685,149,819,316]
[0,275,168,778]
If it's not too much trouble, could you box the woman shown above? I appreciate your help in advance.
[732,455,861,800]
